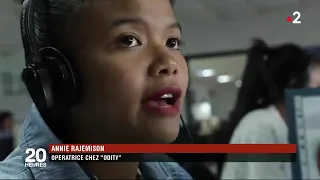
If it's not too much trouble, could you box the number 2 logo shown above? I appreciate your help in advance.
[25,148,47,163]
[292,11,301,24]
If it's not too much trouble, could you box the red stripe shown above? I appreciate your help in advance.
[49,144,296,154]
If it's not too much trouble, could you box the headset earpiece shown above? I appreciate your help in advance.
[39,47,78,109]
[22,47,78,119]
[22,64,54,114]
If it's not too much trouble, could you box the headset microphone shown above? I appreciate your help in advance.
[180,115,193,144]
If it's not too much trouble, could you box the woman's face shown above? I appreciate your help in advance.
[64,0,188,143]
[308,64,320,88]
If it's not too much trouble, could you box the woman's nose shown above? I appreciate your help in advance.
[148,48,178,77]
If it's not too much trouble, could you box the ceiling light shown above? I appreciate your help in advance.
[191,101,212,121]
[235,80,242,87]
[217,75,232,83]
[197,69,215,77]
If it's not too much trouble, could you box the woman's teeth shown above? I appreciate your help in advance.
[161,93,173,99]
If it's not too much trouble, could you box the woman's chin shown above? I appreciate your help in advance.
[144,127,180,144]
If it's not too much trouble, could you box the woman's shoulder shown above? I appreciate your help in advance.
[145,161,192,179]
[0,147,34,179]
[140,154,193,179]
[238,105,281,129]
[161,162,193,179]
[230,106,284,143]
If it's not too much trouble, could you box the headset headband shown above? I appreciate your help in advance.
[21,0,40,65]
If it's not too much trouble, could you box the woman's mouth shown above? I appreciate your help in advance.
[142,86,182,116]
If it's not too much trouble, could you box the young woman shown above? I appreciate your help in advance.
[0,0,192,179]
[221,40,320,179]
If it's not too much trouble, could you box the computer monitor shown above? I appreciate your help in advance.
[286,88,320,179]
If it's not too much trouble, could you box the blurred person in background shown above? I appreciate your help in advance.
[0,0,192,179]
[308,57,320,88]
[0,111,14,161]
[221,40,320,179]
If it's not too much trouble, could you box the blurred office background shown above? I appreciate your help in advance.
[0,0,319,178]
[1,0,319,145]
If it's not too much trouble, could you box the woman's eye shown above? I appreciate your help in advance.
[118,35,141,47]
[166,38,180,50]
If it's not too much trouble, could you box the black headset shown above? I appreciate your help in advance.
[20,0,192,142]
[21,0,78,121]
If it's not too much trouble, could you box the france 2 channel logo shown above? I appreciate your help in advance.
[287,11,302,24]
